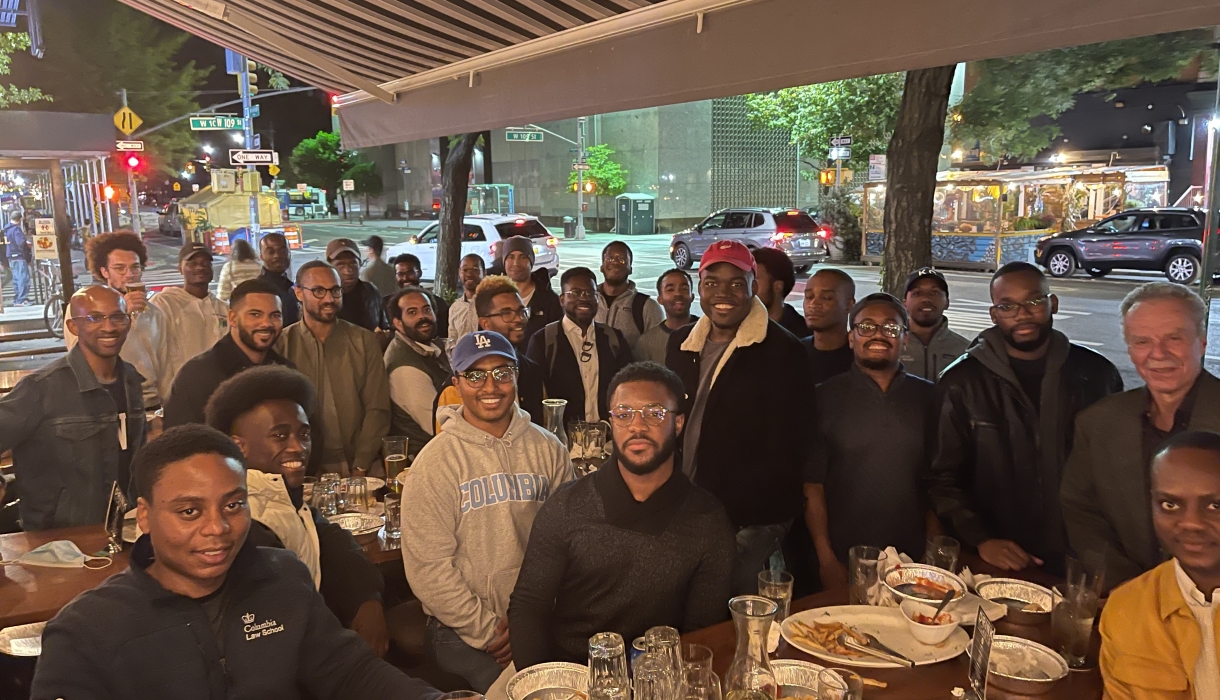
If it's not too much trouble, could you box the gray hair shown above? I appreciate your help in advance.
[1120,282,1207,336]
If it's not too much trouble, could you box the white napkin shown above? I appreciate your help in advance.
[873,547,915,608]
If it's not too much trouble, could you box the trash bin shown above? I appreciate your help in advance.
[562,216,575,239]
[615,194,656,235]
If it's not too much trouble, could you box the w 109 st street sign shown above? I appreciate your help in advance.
[229,149,278,165]
[506,130,543,142]
[191,115,245,130]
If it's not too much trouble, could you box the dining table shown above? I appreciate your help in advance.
[0,526,127,628]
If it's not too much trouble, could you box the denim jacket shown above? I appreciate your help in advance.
[0,346,146,530]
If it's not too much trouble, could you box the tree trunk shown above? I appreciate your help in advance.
[881,65,956,297]
[437,133,480,299]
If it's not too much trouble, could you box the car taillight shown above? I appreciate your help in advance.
[817,228,831,239]
[514,219,526,226]
[546,237,557,248]
[770,232,791,242]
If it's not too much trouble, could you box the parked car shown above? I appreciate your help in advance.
[158,200,183,237]
[1034,207,1207,284]
[670,208,830,273]
[384,214,559,282]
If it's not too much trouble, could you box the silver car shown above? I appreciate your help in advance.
[669,208,829,273]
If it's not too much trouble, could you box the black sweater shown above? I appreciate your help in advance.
[508,463,735,668]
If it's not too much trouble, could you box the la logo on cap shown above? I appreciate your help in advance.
[474,334,492,349]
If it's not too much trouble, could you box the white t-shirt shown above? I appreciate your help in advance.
[561,315,599,422]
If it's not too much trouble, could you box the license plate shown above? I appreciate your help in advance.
[796,239,810,249]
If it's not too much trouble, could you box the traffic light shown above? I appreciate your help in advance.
[246,59,259,96]
[124,154,142,170]
[819,169,834,186]
[583,180,595,193]
[103,185,116,200]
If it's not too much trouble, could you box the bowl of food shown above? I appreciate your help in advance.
[506,662,589,700]
[899,600,959,645]
[772,659,825,697]
[975,578,1055,625]
[883,564,967,607]
[985,636,1069,695]
[331,512,385,544]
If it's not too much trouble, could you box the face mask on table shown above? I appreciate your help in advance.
[0,540,112,569]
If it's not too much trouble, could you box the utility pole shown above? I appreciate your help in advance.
[120,88,142,238]
[576,116,587,240]
[238,56,260,240]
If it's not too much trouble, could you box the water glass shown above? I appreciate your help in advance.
[383,436,409,493]
[683,667,721,700]
[924,535,961,572]
[848,546,888,605]
[758,569,795,622]
[645,626,683,698]
[681,644,714,673]
[345,477,369,513]
[634,652,677,700]
[313,482,338,517]
[302,476,317,503]
[1052,554,1104,668]
[817,668,862,700]
[383,493,402,540]
[589,632,631,700]
[585,422,608,462]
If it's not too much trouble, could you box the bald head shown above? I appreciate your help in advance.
[69,285,125,319]
[67,285,130,362]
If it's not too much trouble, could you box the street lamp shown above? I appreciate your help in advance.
[231,132,244,144]
[202,144,214,155]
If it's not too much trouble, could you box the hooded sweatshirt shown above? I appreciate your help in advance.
[247,469,321,589]
[400,403,572,648]
[149,286,229,389]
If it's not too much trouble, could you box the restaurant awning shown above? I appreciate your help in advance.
[119,0,1220,149]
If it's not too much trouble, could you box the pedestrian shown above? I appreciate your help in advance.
[498,236,561,345]
[899,267,970,381]
[277,261,391,476]
[525,266,633,426]
[3,212,30,306]
[258,232,300,327]
[392,253,451,337]
[595,241,664,348]
[802,268,856,385]
[384,286,450,457]
[328,238,390,334]
[753,247,809,338]
[217,237,262,303]
[150,241,229,389]
[401,330,571,692]
[665,240,814,594]
[928,262,1123,574]
[633,268,697,364]
[804,293,934,589]
[1062,282,1220,590]
[510,361,734,668]
[360,235,398,297]
[448,253,487,341]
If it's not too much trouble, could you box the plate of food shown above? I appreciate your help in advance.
[883,564,967,606]
[506,661,589,700]
[781,605,969,668]
[331,512,385,543]
[363,477,386,491]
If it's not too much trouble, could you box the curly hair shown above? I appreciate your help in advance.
[87,231,147,279]
[133,424,245,502]
[205,365,317,435]
[474,275,520,317]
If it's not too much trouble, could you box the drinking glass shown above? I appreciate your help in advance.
[758,569,794,622]
[585,422,608,464]
[924,535,961,572]
[345,477,369,513]
[314,482,338,517]
[104,482,129,554]
[383,436,409,493]
[438,692,484,700]
[568,422,589,474]
[848,546,888,605]
[589,632,631,700]
[634,652,677,700]
[645,626,683,698]
[127,282,146,319]
[817,668,862,700]
[1052,554,1104,668]
[302,476,317,503]
[684,667,721,700]
[383,493,402,540]
[681,644,714,674]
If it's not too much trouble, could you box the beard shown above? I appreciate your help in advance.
[858,355,897,371]
[401,320,436,344]
[237,324,276,351]
[1002,317,1053,352]
[616,432,678,476]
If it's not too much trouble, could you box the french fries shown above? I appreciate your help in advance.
[787,620,868,658]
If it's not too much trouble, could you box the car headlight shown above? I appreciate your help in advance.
[1037,235,1053,244]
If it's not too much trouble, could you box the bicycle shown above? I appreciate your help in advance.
[37,259,63,339]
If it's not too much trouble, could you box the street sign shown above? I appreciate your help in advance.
[506,130,544,142]
[342,179,355,192]
[296,183,308,192]
[573,163,591,171]
[192,183,200,192]
[229,149,276,165]
[252,134,261,149]
[173,182,181,192]
[113,107,142,136]
[191,115,244,130]
[33,219,57,260]
[225,49,245,75]
[868,154,887,182]
[829,146,851,161]
[830,135,852,147]
[268,164,280,177]
[246,104,260,119]
[116,140,144,151]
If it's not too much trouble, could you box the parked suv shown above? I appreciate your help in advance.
[670,208,829,273]
[384,214,559,282]
[1034,207,1205,283]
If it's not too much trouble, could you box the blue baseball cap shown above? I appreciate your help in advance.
[451,330,518,372]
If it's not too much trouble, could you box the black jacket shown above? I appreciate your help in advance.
[340,280,390,332]
[927,328,1122,567]
[526,320,633,426]
[32,536,440,700]
[665,303,814,528]
[523,269,563,346]
[259,268,301,327]
[517,353,547,425]
[163,334,295,428]
[778,303,811,339]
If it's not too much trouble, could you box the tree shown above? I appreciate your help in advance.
[290,131,359,215]
[437,133,481,299]
[567,144,626,228]
[344,160,382,217]
[0,32,50,109]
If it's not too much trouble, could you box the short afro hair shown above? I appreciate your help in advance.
[752,247,796,297]
[229,278,283,309]
[656,268,692,293]
[133,424,245,502]
[385,285,432,322]
[811,267,855,298]
[295,259,338,287]
[259,232,287,250]
[601,240,633,264]
[850,292,910,327]
[205,365,317,435]
[560,266,597,290]
[392,253,422,270]
[992,261,1047,289]
[461,253,487,272]
[87,231,148,279]
[607,361,687,413]
[474,275,520,317]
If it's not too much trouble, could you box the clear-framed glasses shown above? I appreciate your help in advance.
[456,365,517,386]
[851,320,904,338]
[608,403,675,427]
[603,253,629,265]
[580,339,594,363]
[104,263,142,276]
[480,307,530,323]
[992,295,1050,318]
[71,312,132,328]
[303,285,343,299]
[566,289,597,301]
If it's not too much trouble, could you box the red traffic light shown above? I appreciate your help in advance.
[125,154,142,169]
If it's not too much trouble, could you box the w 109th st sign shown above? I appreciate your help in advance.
[192,115,245,130]
[229,149,279,166]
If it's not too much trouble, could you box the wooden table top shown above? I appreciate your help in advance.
[361,529,402,565]
[0,526,128,628]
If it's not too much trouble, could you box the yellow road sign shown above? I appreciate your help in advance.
[268,164,280,177]
[114,106,143,136]
[173,182,181,192]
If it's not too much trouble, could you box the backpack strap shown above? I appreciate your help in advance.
[631,292,649,334]
[543,322,561,377]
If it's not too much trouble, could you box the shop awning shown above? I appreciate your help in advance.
[119,0,1220,149]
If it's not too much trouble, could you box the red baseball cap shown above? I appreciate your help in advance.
[699,240,757,276]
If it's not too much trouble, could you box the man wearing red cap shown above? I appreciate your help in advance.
[665,240,814,594]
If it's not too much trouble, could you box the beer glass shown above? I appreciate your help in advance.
[382,436,409,493]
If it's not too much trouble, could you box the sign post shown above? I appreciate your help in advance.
[830,136,852,190]
[117,90,142,237]
[576,117,587,240]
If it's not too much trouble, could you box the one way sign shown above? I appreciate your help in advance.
[229,149,279,166]
[830,135,853,147]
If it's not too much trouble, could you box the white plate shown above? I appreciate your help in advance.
[781,605,969,669]
[363,478,385,491]
[332,512,385,536]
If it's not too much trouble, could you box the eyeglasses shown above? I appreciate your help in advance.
[303,286,343,299]
[565,289,596,301]
[71,312,132,327]
[852,321,905,338]
[603,254,628,265]
[608,403,676,427]
[480,307,530,323]
[580,339,593,363]
[104,263,141,275]
[992,295,1049,319]
[456,365,517,386]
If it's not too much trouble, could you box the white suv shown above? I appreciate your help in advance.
[385,214,560,281]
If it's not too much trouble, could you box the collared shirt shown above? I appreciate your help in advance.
[150,286,228,390]
[561,315,599,422]
[1175,559,1220,700]
[1142,373,1204,471]
[258,268,300,327]
[448,294,479,341]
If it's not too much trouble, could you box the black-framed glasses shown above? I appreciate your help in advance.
[852,321,905,338]
[303,286,343,299]
[480,307,530,323]
[580,339,594,363]
[602,253,628,265]
[608,403,676,427]
[992,295,1049,319]
[71,312,131,327]
[456,365,517,386]
[565,289,596,301]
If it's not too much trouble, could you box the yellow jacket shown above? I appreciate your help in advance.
[1101,560,1211,699]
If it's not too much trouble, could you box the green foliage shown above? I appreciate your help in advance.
[291,131,357,210]
[259,65,291,91]
[745,74,905,171]
[566,144,627,196]
[344,160,383,198]
[818,188,863,262]
[0,32,51,109]
[952,31,1212,163]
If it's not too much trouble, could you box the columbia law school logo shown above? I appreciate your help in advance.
[242,611,285,640]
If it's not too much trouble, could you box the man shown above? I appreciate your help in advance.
[510,362,734,668]
[1062,282,1220,589]
[31,425,440,700]
[634,269,697,364]
[0,286,145,530]
[753,247,809,339]
[448,253,487,341]
[278,261,391,476]
[595,241,664,348]
[401,331,571,691]
[929,262,1122,573]
[163,279,293,428]
[150,241,229,387]
[3,212,30,306]
[205,366,389,657]
[392,253,451,337]
[500,236,561,344]
[384,286,451,457]
[329,238,390,333]
[526,267,633,426]
[360,235,398,297]
[804,293,934,589]
[900,267,970,381]
[802,267,856,385]
[666,240,814,594]
[259,232,300,327]
[467,275,545,424]
[1099,431,1220,699]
